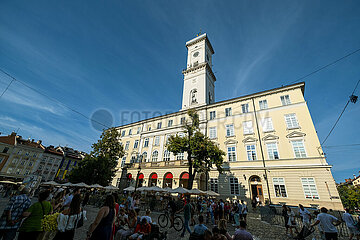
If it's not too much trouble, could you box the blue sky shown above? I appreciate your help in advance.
[0,0,359,182]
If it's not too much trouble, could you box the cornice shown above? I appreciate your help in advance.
[182,62,216,82]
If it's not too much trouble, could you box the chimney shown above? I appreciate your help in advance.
[354,174,357,179]
[37,140,42,144]
[11,132,16,136]
[31,139,34,142]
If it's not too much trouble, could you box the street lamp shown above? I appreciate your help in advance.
[134,153,143,192]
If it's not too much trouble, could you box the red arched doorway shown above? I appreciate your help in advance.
[180,172,189,189]
[163,172,173,188]
[149,173,158,186]
[137,173,144,187]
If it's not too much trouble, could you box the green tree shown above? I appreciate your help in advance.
[337,184,360,211]
[167,109,225,189]
[69,128,124,186]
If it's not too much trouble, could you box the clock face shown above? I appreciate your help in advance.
[193,52,199,57]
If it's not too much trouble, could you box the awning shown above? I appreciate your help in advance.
[151,173,158,179]
[165,173,173,179]
[181,173,189,179]
[139,173,144,179]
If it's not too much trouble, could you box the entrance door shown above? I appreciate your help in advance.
[256,185,264,204]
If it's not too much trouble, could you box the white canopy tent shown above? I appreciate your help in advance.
[124,186,135,191]
[72,182,90,188]
[41,181,59,186]
[89,184,104,188]
[188,188,206,195]
[169,187,189,194]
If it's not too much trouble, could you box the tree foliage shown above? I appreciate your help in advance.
[167,109,225,189]
[337,184,360,211]
[69,128,124,186]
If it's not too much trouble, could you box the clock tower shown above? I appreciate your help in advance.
[181,33,216,110]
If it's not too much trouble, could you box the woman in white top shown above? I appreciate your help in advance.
[287,207,298,236]
[54,194,86,240]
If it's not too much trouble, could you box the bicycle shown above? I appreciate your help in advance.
[158,209,184,231]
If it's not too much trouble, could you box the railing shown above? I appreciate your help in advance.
[127,159,189,169]
[259,206,352,238]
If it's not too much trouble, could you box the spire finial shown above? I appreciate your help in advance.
[196,28,202,37]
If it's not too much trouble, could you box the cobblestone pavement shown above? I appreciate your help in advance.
[0,197,349,240]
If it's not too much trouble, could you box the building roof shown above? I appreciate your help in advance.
[0,132,17,145]
[114,81,305,129]
[44,145,63,156]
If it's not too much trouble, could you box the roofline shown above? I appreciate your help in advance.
[113,82,305,129]
[185,33,214,54]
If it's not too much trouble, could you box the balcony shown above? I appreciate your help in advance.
[126,159,188,169]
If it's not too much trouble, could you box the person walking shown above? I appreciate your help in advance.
[287,207,298,237]
[180,197,192,238]
[0,188,31,240]
[53,194,85,240]
[299,204,311,226]
[282,205,289,235]
[241,200,248,223]
[87,195,116,240]
[343,208,360,240]
[17,190,53,240]
[311,207,341,240]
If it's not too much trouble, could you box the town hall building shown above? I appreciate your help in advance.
[113,33,342,210]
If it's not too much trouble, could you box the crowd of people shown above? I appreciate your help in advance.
[0,184,359,240]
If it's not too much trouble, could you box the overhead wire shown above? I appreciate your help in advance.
[0,68,111,129]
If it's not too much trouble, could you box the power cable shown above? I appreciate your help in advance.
[322,143,360,148]
[288,47,360,84]
[0,68,111,129]
[0,79,14,98]
[321,79,360,146]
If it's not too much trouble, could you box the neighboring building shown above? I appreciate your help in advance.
[113,33,343,210]
[0,132,85,182]
[55,146,85,181]
[0,133,45,179]
[33,146,63,181]
[0,132,17,173]
[339,173,360,187]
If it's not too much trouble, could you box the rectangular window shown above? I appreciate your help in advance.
[166,135,171,145]
[259,100,268,110]
[291,140,307,158]
[180,117,185,125]
[225,124,235,137]
[168,120,173,127]
[241,104,249,113]
[163,150,170,161]
[227,146,236,162]
[229,177,240,195]
[209,127,217,139]
[243,121,253,134]
[128,129,132,135]
[280,95,291,106]
[301,178,319,199]
[125,141,130,150]
[266,143,279,159]
[154,136,160,146]
[176,152,184,160]
[225,107,232,117]
[137,127,141,134]
[285,113,299,129]
[2,147,9,153]
[133,140,139,149]
[210,178,218,193]
[262,118,274,132]
[246,145,257,161]
[209,111,216,120]
[157,122,162,129]
[273,178,287,197]
[144,138,149,147]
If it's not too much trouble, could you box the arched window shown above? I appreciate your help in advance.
[142,152,147,162]
[152,150,158,162]
[163,150,170,161]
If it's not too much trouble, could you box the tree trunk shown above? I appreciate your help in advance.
[187,149,194,190]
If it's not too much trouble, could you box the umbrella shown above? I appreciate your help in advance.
[41,181,59,186]
[124,186,135,191]
[72,182,90,188]
[137,186,148,191]
[89,184,103,188]
[205,190,220,196]
[163,187,172,192]
[0,180,17,185]
[169,187,189,194]
[104,185,118,191]
[61,182,73,187]
[147,186,166,192]
[188,188,205,195]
